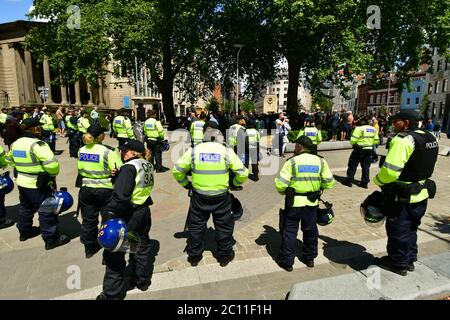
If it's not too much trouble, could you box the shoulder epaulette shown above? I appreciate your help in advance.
[396,132,409,138]
[104,145,116,151]
[36,140,47,146]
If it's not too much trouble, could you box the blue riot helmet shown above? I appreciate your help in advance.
[360,191,386,227]
[38,188,73,215]
[317,200,334,226]
[0,171,14,195]
[160,139,170,152]
[98,218,140,253]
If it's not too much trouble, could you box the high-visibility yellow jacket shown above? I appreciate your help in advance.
[297,127,322,145]
[275,152,335,207]
[7,136,59,188]
[350,125,379,149]
[144,118,164,140]
[173,142,249,196]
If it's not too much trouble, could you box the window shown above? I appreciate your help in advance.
[443,79,448,93]
[407,98,411,105]
[416,86,421,92]
[435,81,440,94]
[284,87,287,91]
[277,88,280,92]
[284,94,288,99]
[370,95,374,104]
[428,83,433,94]
[376,95,381,104]
[437,60,442,72]
[382,94,386,103]
[439,102,444,118]
[432,103,436,117]
[415,97,420,105]
[273,88,275,93]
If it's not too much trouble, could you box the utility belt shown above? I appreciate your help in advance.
[381,179,436,203]
[284,187,321,209]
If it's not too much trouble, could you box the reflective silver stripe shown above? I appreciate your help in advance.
[290,158,296,177]
[42,159,58,166]
[29,142,42,165]
[5,156,12,162]
[175,165,187,173]
[79,169,110,176]
[323,177,335,184]
[383,162,403,172]
[192,169,228,174]
[291,176,321,182]
[17,172,38,178]
[15,162,42,167]
[82,178,112,185]
[103,148,110,174]
[233,178,244,185]
[277,176,290,185]
[235,167,247,175]
[194,189,228,196]
[177,177,189,185]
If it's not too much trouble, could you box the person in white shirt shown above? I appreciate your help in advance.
[275,112,288,157]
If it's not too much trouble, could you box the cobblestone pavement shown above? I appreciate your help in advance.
[0,134,449,299]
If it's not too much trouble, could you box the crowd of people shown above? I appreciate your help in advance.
[0,103,442,300]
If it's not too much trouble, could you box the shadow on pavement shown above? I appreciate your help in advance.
[58,211,81,240]
[319,235,374,271]
[255,225,304,262]
[429,213,450,235]
[333,174,361,186]
[174,226,222,262]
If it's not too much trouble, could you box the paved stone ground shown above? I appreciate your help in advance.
[0,133,449,299]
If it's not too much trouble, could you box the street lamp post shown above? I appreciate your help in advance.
[234,44,244,114]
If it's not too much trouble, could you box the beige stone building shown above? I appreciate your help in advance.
[0,20,205,117]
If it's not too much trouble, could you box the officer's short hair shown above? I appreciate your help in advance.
[295,136,314,151]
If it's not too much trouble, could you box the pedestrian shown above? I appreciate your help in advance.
[113,109,135,147]
[56,107,65,137]
[40,107,57,152]
[274,136,335,271]
[90,107,99,125]
[5,109,23,149]
[97,140,154,300]
[0,146,14,229]
[144,110,168,173]
[275,112,288,157]
[6,118,69,249]
[373,110,439,276]
[173,121,249,267]
[343,116,379,189]
[77,123,122,259]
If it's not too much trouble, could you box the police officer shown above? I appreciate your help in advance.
[6,118,69,249]
[113,109,134,147]
[190,112,206,147]
[144,110,168,172]
[173,121,249,267]
[77,111,91,139]
[97,140,154,300]
[274,136,335,271]
[344,116,379,189]
[373,110,438,276]
[244,120,261,181]
[0,108,7,142]
[65,109,78,158]
[77,123,122,258]
[0,146,14,229]
[228,116,246,154]
[40,107,57,152]
[297,120,322,147]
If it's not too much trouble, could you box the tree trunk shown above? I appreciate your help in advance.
[286,55,301,128]
[161,80,175,124]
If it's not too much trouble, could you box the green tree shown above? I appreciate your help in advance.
[217,0,450,121]
[240,100,256,112]
[26,1,112,88]
[420,94,430,117]
[221,99,234,112]
[312,95,333,113]
[205,96,220,113]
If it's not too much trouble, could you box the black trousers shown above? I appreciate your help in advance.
[42,130,56,152]
[244,146,259,177]
[385,200,427,267]
[79,187,112,249]
[278,133,284,156]
[146,139,162,170]
[102,206,152,299]
[69,132,81,158]
[346,148,372,185]
[17,186,59,242]
[187,192,234,258]
[0,194,5,224]
[279,206,318,266]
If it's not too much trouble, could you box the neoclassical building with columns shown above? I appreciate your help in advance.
[0,20,206,116]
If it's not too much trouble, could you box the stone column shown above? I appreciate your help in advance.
[87,84,94,106]
[43,57,54,104]
[74,81,81,106]
[24,50,37,103]
[60,85,69,105]
[98,79,106,107]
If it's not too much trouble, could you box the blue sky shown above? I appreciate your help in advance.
[0,0,34,24]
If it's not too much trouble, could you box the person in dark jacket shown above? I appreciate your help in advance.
[5,110,23,148]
